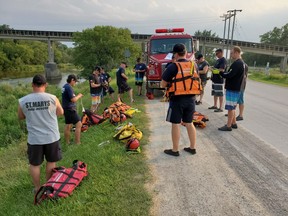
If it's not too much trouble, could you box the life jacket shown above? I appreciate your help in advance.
[166,61,202,97]
[34,160,88,205]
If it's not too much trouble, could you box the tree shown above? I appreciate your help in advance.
[260,23,288,46]
[194,30,219,65]
[72,26,141,76]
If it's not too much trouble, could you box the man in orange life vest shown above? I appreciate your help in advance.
[160,43,200,156]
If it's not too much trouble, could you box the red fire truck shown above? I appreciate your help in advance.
[145,28,198,93]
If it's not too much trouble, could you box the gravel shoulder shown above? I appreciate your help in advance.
[145,96,288,216]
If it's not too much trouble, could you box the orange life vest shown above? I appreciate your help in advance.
[166,61,202,97]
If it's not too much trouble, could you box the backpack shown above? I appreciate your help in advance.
[83,109,105,125]
[34,160,88,205]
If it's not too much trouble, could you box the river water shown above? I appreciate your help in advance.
[0,73,86,88]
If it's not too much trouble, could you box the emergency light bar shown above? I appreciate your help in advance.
[155,28,184,33]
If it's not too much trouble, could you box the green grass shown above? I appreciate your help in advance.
[0,69,152,216]
[248,69,288,87]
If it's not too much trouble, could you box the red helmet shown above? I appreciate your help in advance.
[120,113,127,121]
[126,138,140,150]
[81,125,88,132]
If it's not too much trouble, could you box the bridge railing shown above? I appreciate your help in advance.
[0,29,73,40]
[193,36,288,53]
[1,29,288,53]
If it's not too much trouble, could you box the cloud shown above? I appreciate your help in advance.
[0,0,287,42]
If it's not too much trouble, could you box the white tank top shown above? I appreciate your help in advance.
[19,92,60,145]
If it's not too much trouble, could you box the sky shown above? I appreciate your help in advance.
[1,0,287,44]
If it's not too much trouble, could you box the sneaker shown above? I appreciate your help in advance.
[208,106,218,109]
[183,147,196,155]
[195,101,202,105]
[218,125,232,131]
[164,149,179,156]
[236,116,243,121]
[214,108,223,112]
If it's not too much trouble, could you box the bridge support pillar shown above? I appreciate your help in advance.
[45,39,61,80]
[45,62,62,80]
[280,56,287,73]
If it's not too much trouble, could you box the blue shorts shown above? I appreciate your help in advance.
[166,96,195,124]
[225,90,241,110]
[237,91,244,105]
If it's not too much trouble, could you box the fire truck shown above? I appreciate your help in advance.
[145,28,198,92]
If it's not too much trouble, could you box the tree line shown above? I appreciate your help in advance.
[0,25,73,78]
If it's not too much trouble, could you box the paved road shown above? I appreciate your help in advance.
[145,82,288,216]
[203,79,288,157]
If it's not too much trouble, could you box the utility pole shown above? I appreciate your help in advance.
[221,9,242,60]
[228,9,242,48]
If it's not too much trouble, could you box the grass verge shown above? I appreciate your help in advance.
[248,69,288,87]
[0,69,152,216]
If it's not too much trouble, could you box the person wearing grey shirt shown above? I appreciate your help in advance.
[18,74,63,194]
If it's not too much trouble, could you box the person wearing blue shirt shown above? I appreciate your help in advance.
[116,62,134,103]
[133,57,147,96]
[62,74,83,144]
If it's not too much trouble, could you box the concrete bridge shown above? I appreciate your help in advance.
[0,29,287,76]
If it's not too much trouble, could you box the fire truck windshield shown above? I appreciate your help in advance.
[150,38,193,54]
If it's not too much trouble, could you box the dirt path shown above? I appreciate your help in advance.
[145,96,288,216]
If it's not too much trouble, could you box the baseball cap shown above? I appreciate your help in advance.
[196,54,203,60]
[32,74,47,85]
[172,43,186,54]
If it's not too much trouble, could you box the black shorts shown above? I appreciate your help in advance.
[166,96,195,124]
[108,86,115,94]
[27,140,62,166]
[118,83,131,94]
[64,109,81,124]
[135,81,143,86]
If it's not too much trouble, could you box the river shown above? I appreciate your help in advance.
[0,73,86,88]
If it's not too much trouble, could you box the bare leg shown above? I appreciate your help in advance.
[214,96,218,107]
[118,93,122,102]
[171,123,180,151]
[74,121,82,144]
[185,122,196,149]
[199,92,204,102]
[30,165,41,191]
[45,162,56,181]
[64,124,72,144]
[129,89,134,102]
[227,110,236,127]
[238,104,244,117]
[219,96,224,109]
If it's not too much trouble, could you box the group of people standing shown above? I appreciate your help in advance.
[195,47,247,131]
[161,43,248,157]
[17,58,148,192]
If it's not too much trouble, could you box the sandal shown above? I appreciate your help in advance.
[208,106,217,109]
